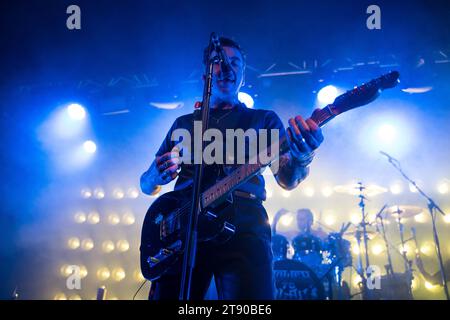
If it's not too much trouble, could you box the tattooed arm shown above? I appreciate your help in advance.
[273,113,323,190]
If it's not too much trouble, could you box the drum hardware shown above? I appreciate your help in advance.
[334,183,387,197]
[380,150,449,300]
[375,204,395,275]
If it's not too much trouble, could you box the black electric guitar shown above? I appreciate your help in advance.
[140,71,400,281]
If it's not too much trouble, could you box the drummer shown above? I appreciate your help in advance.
[295,208,328,240]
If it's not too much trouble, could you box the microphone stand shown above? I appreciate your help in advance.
[375,205,395,276]
[381,151,449,300]
[179,33,218,300]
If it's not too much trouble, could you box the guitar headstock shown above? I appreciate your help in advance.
[330,71,400,115]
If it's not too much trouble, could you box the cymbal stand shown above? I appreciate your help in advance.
[381,152,449,300]
[376,212,395,275]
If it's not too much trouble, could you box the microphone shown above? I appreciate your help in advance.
[211,33,235,78]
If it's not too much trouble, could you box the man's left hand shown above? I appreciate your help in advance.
[287,111,324,158]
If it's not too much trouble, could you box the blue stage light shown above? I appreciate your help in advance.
[238,92,254,109]
[67,103,86,120]
[317,85,338,105]
[83,140,97,154]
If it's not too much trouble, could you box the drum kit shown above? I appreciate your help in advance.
[272,182,430,300]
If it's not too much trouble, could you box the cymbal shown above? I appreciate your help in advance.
[385,205,424,218]
[334,183,387,197]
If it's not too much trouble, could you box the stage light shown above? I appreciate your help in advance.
[321,186,333,197]
[268,215,273,225]
[443,215,450,224]
[324,215,336,226]
[54,293,67,300]
[280,215,293,227]
[133,270,145,282]
[81,238,94,251]
[108,213,120,225]
[351,244,360,255]
[437,181,449,194]
[87,211,100,224]
[67,103,86,120]
[127,187,139,199]
[350,213,361,225]
[102,240,115,253]
[399,243,412,256]
[81,188,92,199]
[389,183,403,195]
[317,85,338,105]
[116,240,130,252]
[420,243,434,257]
[352,275,362,289]
[367,214,377,224]
[409,183,419,193]
[74,211,86,224]
[83,140,97,154]
[414,213,427,223]
[266,188,273,199]
[111,268,126,282]
[68,294,82,300]
[60,264,75,277]
[67,237,81,250]
[238,92,254,109]
[425,281,438,291]
[97,267,111,281]
[94,188,105,199]
[371,244,384,255]
[303,186,315,197]
[112,188,124,199]
[377,124,397,144]
[281,190,291,198]
[79,265,88,278]
[122,212,135,225]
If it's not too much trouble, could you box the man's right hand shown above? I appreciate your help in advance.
[155,147,181,185]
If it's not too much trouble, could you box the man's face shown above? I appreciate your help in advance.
[208,46,245,102]
[297,211,313,230]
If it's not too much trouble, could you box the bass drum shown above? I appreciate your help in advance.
[292,233,324,268]
[273,259,326,300]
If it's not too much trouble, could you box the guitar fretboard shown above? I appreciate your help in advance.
[200,105,337,208]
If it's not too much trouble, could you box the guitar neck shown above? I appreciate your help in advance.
[200,71,399,209]
[201,104,336,208]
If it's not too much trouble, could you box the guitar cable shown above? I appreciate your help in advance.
[132,279,149,300]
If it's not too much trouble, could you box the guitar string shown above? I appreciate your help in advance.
[160,166,246,226]
[160,164,257,227]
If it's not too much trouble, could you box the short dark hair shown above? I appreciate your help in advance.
[202,37,246,66]
[297,209,314,222]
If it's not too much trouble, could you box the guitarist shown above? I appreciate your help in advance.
[140,37,324,299]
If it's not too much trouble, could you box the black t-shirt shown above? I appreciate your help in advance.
[156,103,287,201]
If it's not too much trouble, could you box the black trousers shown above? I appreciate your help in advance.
[149,199,274,300]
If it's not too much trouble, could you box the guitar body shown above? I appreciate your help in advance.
[140,187,236,281]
